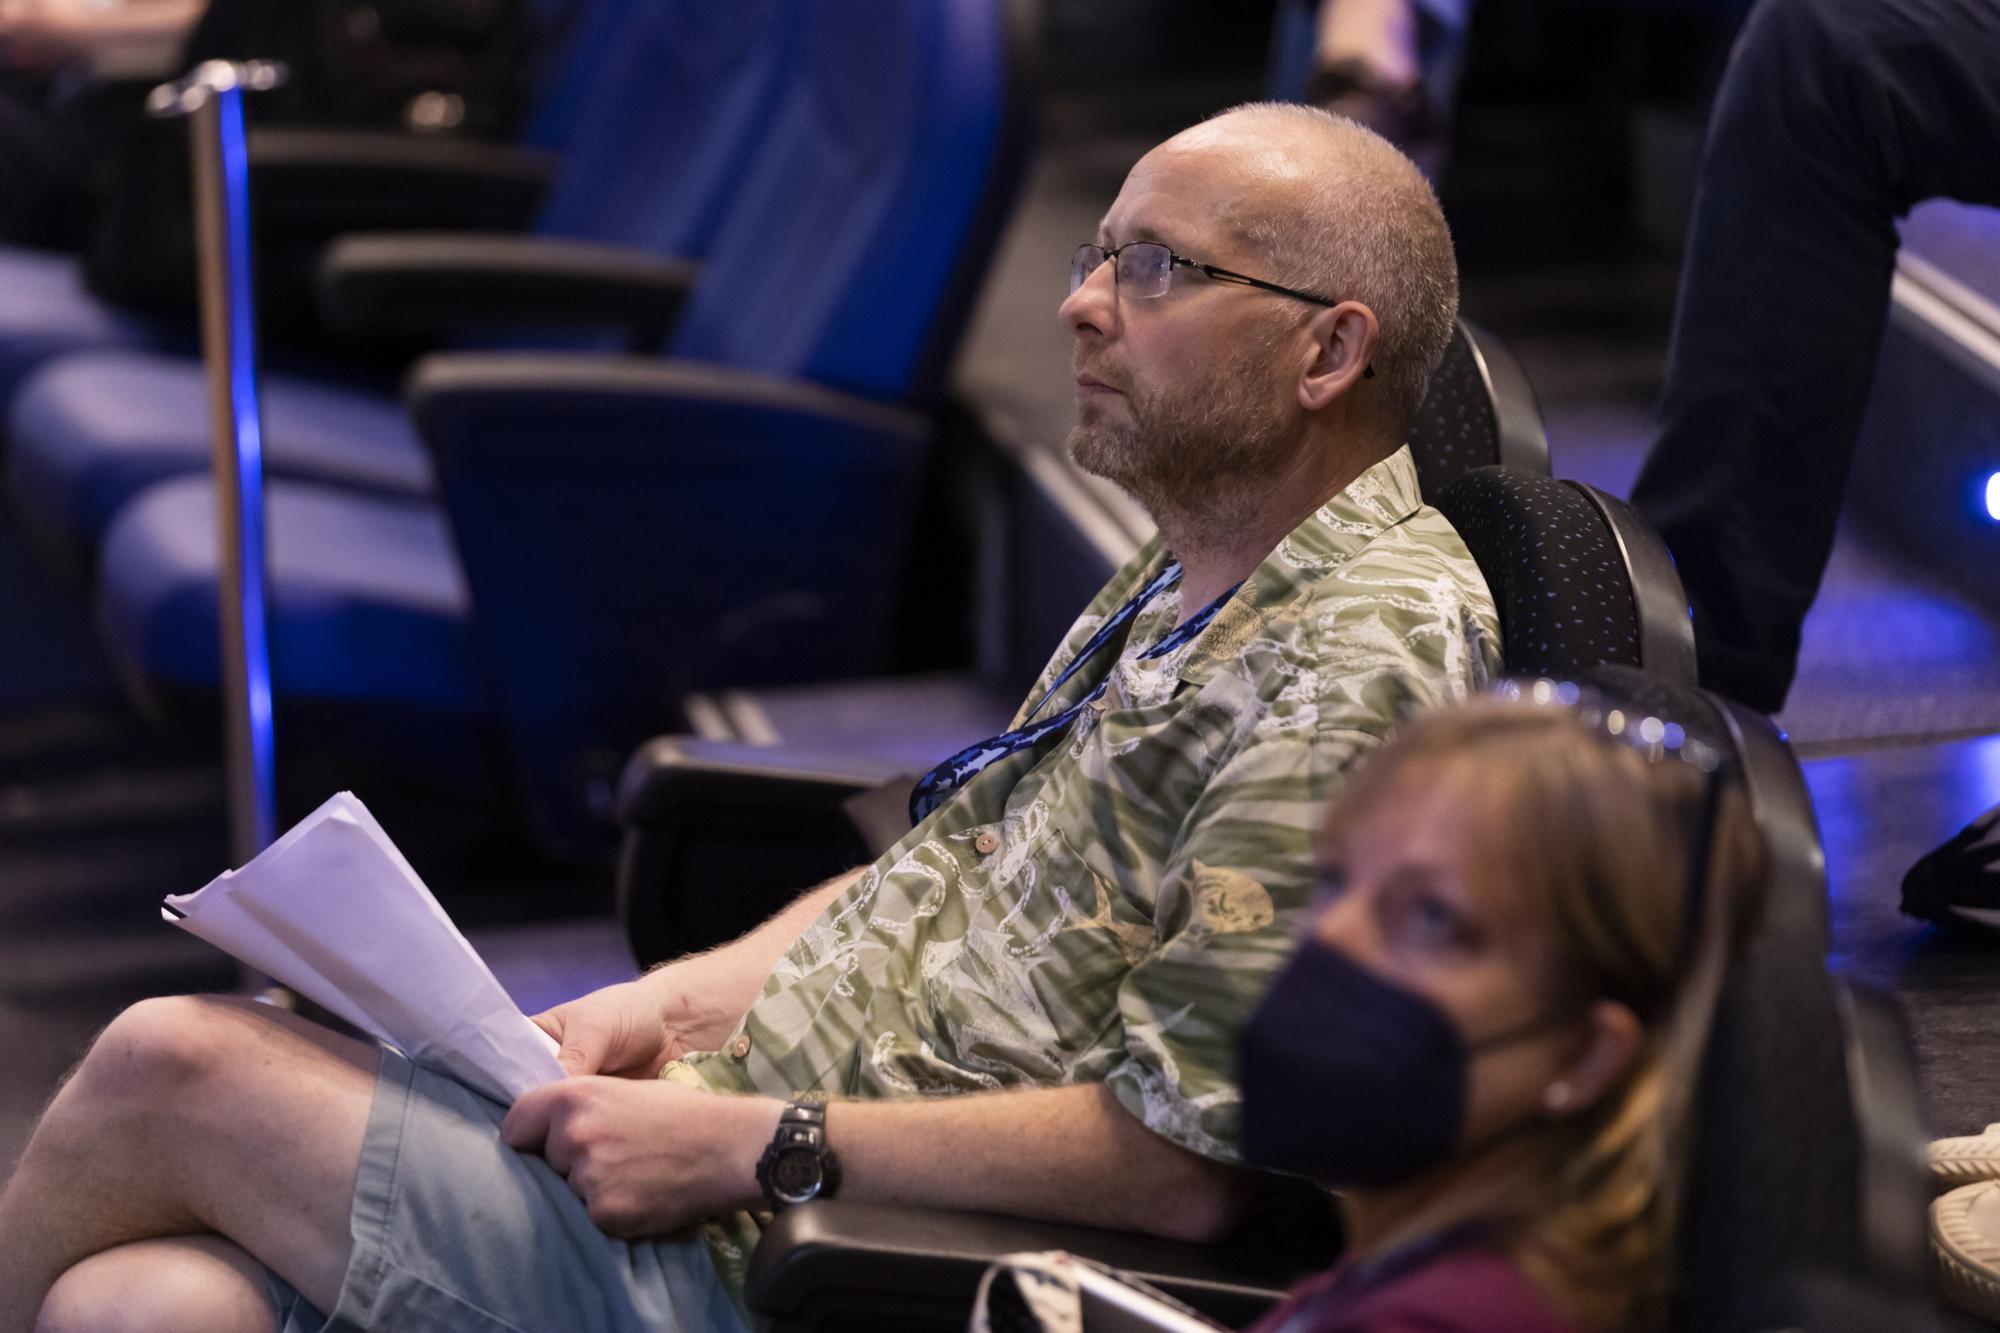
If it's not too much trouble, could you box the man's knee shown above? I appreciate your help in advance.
[71,995,247,1110]
[36,1236,277,1333]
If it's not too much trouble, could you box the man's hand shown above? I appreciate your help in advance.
[532,871,862,1077]
[529,976,709,1079]
[500,1078,782,1236]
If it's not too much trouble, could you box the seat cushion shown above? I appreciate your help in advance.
[0,248,179,403]
[8,349,431,546]
[96,475,485,712]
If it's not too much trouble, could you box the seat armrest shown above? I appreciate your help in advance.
[613,739,911,966]
[407,353,930,461]
[747,1201,1300,1333]
[318,234,700,344]
[249,129,555,233]
[616,737,910,828]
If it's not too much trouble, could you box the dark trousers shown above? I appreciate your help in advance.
[1629,0,2000,712]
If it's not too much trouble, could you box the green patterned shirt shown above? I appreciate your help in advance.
[669,445,1501,1297]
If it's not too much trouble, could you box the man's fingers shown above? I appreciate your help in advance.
[529,1009,599,1076]
[500,1084,557,1152]
[557,1035,604,1078]
[541,1009,613,1077]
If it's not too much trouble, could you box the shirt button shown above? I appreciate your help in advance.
[729,1033,752,1060]
[973,831,1000,855]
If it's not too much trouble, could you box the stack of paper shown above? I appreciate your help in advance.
[163,792,564,1103]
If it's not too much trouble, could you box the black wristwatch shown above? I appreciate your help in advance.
[755,1099,842,1211]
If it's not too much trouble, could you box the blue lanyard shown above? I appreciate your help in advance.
[907,561,1236,824]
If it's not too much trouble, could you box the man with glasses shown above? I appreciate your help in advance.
[2,102,1499,1333]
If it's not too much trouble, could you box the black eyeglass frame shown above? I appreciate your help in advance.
[1072,239,1338,305]
[1071,240,1376,377]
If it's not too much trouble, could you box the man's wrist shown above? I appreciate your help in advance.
[728,1096,787,1212]
[642,958,736,1054]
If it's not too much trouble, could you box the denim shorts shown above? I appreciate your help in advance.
[265,1047,748,1333]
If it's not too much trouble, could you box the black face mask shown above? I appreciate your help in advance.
[1237,938,1572,1189]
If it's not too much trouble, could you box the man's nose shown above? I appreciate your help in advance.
[1059,258,1119,339]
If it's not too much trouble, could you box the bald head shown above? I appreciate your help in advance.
[1150,103,1459,435]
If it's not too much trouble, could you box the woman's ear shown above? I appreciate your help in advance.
[1298,300,1380,412]
[1543,1000,1643,1115]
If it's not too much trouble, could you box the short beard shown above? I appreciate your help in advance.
[1068,333,1300,553]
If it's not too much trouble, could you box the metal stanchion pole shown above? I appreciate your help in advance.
[148,60,286,869]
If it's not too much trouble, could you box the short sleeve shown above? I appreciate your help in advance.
[1103,724,1375,1160]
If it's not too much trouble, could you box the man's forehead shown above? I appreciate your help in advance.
[1093,148,1238,247]
[1096,132,1316,248]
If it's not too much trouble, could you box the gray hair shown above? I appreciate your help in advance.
[1200,102,1459,435]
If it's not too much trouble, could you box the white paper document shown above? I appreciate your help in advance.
[163,792,564,1104]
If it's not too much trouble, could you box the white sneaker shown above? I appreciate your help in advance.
[1930,1123,2000,1194]
[1933,1181,2000,1323]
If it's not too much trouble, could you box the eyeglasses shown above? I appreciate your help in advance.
[1494,678,1726,774]
[1070,240,1339,307]
[1495,676,1735,981]
[1070,241,1373,377]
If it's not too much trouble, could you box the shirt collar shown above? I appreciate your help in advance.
[1172,444,1424,682]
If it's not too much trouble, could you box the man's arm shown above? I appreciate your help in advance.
[533,868,862,1077]
[500,1079,1251,1244]
[827,1083,1251,1242]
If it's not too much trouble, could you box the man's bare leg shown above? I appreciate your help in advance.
[37,1236,278,1333]
[0,994,378,1332]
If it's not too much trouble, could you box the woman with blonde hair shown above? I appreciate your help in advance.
[1236,682,1768,1333]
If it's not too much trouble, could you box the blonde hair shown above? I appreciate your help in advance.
[1197,101,1459,436]
[1326,700,1768,1332]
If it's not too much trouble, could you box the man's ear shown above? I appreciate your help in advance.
[1545,1000,1644,1116]
[1298,301,1379,412]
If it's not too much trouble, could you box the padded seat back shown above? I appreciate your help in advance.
[665,0,1031,404]
[1407,319,1550,495]
[528,0,790,257]
[1580,664,1929,1331]
[1434,467,1695,680]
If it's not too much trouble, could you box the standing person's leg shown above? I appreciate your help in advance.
[1629,0,2000,712]
[0,995,375,1332]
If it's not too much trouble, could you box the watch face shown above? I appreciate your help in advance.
[771,1148,822,1201]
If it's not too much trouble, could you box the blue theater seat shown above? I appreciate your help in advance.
[5,0,791,555]
[11,350,425,553]
[88,0,1034,857]
[98,475,483,714]
[0,252,185,409]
